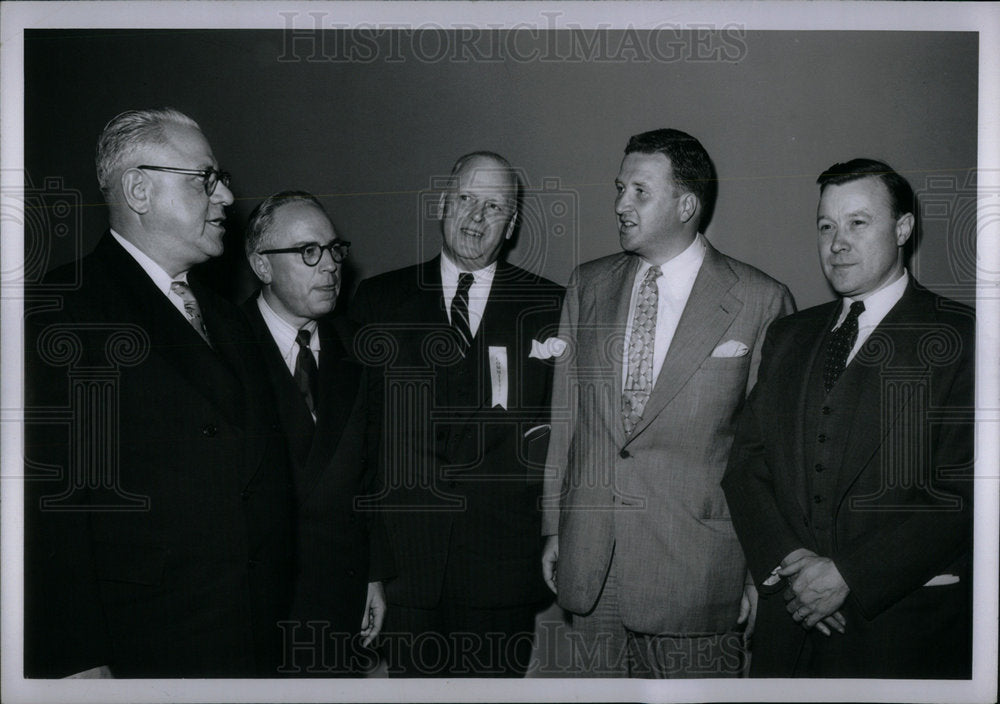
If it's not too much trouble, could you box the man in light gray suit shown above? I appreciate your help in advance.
[541,128,795,677]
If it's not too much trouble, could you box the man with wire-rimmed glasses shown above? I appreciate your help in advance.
[243,191,391,676]
[24,108,296,678]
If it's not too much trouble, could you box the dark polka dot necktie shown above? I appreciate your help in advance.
[823,300,865,394]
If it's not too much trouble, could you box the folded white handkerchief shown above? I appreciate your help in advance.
[529,337,568,360]
[711,340,749,358]
[923,574,960,587]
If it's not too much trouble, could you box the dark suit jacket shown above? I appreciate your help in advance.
[23,233,294,678]
[351,257,564,609]
[721,280,973,677]
[241,299,392,645]
[543,244,795,635]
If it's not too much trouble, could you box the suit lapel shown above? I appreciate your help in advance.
[241,298,315,474]
[788,306,838,520]
[833,283,923,504]
[96,235,243,427]
[628,244,740,439]
[588,254,637,447]
[300,318,362,500]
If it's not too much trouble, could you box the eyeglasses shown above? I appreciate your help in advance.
[259,240,351,266]
[136,165,232,196]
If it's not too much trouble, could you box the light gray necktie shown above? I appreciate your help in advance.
[170,280,211,345]
[622,265,661,435]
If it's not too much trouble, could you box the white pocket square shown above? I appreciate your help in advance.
[529,337,567,360]
[711,340,749,358]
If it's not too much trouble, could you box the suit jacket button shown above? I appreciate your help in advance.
[814,463,824,473]
[619,449,630,459]
[247,559,258,570]
[821,406,831,415]
[240,489,251,501]
[813,495,823,504]
[202,424,218,437]
[347,568,357,577]
[817,433,826,443]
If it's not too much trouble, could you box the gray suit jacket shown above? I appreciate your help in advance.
[543,243,794,635]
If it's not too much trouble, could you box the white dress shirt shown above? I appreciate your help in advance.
[256,294,320,376]
[622,234,707,389]
[832,269,909,365]
[110,229,193,320]
[440,251,497,338]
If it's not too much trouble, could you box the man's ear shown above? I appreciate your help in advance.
[679,192,699,224]
[895,212,915,247]
[120,169,150,214]
[504,211,517,240]
[249,252,272,285]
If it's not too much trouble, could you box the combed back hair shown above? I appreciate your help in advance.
[625,129,717,221]
[817,158,915,218]
[245,190,328,259]
[95,108,200,195]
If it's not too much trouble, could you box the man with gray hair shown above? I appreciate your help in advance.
[351,152,563,676]
[242,191,391,675]
[24,108,294,677]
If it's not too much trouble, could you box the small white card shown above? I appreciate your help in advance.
[489,345,508,409]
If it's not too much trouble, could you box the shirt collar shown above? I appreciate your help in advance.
[110,228,185,294]
[440,250,498,288]
[637,233,707,289]
[257,293,319,353]
[838,269,909,329]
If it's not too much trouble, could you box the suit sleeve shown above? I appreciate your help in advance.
[349,280,396,582]
[834,322,974,618]
[24,299,114,676]
[746,282,796,395]
[722,322,806,587]
[540,268,580,537]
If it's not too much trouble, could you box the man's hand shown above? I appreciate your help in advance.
[360,581,386,647]
[780,554,849,633]
[737,581,758,646]
[541,535,559,594]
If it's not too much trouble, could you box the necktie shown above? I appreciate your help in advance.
[823,300,865,393]
[170,280,210,344]
[294,328,319,417]
[451,272,474,355]
[623,265,661,435]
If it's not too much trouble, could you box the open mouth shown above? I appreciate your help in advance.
[206,217,226,229]
[461,227,483,238]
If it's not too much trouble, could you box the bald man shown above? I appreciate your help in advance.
[351,152,564,677]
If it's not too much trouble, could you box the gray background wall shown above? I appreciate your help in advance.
[25,29,978,311]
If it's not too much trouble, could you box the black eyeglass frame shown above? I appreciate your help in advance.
[136,164,232,196]
[258,240,352,266]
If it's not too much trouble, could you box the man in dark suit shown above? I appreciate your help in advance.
[242,191,389,675]
[351,152,563,677]
[23,108,294,677]
[541,128,794,677]
[721,159,973,678]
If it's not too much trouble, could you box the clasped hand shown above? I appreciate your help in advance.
[779,548,848,636]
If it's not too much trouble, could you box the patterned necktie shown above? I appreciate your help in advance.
[169,280,210,344]
[294,327,319,417]
[823,300,865,393]
[451,272,475,355]
[623,265,661,435]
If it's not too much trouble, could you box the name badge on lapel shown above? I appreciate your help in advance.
[489,345,508,409]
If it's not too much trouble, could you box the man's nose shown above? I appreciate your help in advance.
[830,229,849,252]
[615,192,629,214]
[212,180,234,206]
[318,247,338,271]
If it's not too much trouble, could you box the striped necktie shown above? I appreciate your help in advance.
[451,272,474,355]
[622,265,661,435]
